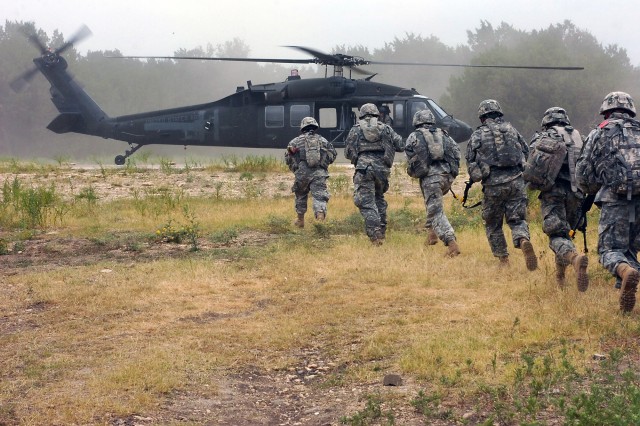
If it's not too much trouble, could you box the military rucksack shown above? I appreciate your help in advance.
[304,133,321,167]
[594,119,640,199]
[524,126,581,191]
[406,127,445,178]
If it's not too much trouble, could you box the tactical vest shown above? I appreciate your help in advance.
[595,119,640,199]
[523,126,581,192]
[406,127,445,178]
[478,121,522,168]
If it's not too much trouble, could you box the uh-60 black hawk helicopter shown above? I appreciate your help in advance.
[11,25,584,165]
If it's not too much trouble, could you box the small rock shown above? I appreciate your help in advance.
[100,269,113,273]
[462,411,475,420]
[593,353,607,361]
[383,374,403,386]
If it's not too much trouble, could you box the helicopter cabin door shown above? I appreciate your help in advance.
[315,103,351,148]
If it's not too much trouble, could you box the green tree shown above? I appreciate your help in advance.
[441,20,640,138]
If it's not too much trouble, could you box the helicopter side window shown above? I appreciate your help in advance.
[318,108,337,128]
[290,105,311,127]
[393,103,404,127]
[265,106,284,128]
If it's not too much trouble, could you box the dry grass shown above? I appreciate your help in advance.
[1,166,639,424]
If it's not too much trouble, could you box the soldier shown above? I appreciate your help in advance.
[379,105,393,126]
[285,117,337,228]
[405,109,461,256]
[525,107,588,290]
[345,103,404,245]
[576,91,640,312]
[466,99,538,270]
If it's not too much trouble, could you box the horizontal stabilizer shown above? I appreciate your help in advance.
[47,113,84,134]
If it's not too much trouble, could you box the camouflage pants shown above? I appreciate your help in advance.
[598,199,640,287]
[421,176,455,244]
[353,167,390,239]
[293,175,330,216]
[539,181,582,258]
[481,178,530,258]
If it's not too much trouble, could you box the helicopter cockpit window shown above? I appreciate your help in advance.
[409,101,428,120]
[426,99,448,119]
[290,105,311,127]
[265,106,284,128]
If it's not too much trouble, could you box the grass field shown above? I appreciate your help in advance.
[1,159,639,425]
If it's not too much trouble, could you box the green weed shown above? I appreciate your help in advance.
[341,394,394,426]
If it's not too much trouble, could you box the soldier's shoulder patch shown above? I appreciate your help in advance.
[598,119,610,129]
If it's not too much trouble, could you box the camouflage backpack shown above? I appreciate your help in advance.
[406,127,445,178]
[524,126,581,191]
[304,133,321,167]
[594,119,640,199]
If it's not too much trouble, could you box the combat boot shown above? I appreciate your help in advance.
[425,227,438,246]
[566,251,589,292]
[520,239,538,271]
[555,256,567,288]
[315,211,326,221]
[498,256,510,267]
[445,240,460,257]
[616,263,639,313]
[294,213,305,228]
[371,230,384,246]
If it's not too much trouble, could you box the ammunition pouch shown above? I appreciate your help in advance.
[468,161,490,182]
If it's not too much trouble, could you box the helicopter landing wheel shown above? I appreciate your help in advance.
[114,155,126,166]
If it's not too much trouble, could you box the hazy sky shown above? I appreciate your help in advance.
[5,0,640,66]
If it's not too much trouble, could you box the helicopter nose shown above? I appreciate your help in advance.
[452,119,473,143]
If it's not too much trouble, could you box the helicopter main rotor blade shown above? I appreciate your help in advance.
[112,55,317,65]
[285,46,337,63]
[55,24,92,55]
[367,60,584,71]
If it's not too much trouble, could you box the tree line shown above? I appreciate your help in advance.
[1,19,638,159]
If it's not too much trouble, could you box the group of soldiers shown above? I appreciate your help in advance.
[284,91,640,313]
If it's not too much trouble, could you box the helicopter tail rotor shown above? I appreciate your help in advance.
[10,24,92,92]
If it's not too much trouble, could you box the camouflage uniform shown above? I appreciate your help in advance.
[576,91,640,311]
[526,107,588,289]
[285,118,337,224]
[466,99,537,269]
[405,110,461,254]
[345,104,404,243]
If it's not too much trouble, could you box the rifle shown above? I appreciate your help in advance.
[569,193,596,253]
[461,180,482,209]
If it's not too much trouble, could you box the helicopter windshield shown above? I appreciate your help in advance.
[426,99,450,119]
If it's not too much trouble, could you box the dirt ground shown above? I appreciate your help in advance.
[1,165,465,425]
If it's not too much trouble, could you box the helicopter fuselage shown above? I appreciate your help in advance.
[35,55,472,164]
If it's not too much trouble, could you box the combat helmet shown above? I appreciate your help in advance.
[541,107,570,127]
[379,105,390,114]
[477,99,503,119]
[412,109,435,127]
[599,91,636,117]
[300,116,319,132]
[359,103,380,118]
